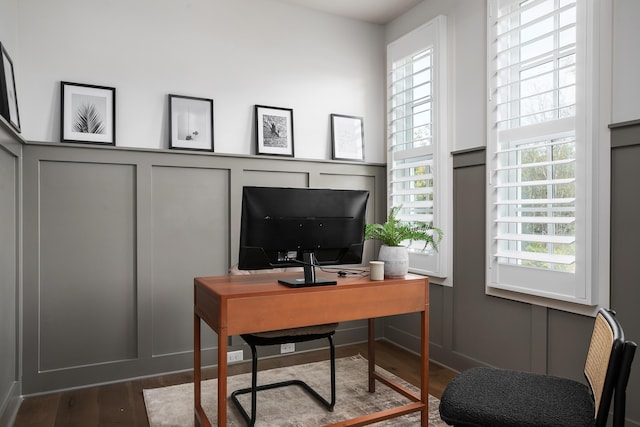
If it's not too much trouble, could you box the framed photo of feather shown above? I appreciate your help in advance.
[61,81,116,145]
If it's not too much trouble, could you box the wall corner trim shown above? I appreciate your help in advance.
[452,146,486,169]
[609,119,640,149]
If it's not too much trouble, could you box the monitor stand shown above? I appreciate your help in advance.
[278,252,337,288]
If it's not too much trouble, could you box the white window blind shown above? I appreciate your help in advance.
[494,129,577,270]
[389,48,435,229]
[387,16,448,278]
[487,0,602,306]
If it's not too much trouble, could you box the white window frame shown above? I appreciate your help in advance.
[486,0,611,314]
[387,16,450,281]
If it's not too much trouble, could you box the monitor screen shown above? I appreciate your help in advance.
[238,186,369,287]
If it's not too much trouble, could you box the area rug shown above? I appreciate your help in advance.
[143,355,445,426]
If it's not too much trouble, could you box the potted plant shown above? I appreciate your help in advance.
[364,206,443,277]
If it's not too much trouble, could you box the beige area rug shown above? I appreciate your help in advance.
[143,355,446,426]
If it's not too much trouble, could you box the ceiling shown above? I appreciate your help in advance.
[272,0,424,25]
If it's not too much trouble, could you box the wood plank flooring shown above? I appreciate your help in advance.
[13,340,456,426]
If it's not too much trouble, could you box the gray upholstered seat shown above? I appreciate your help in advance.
[439,367,595,427]
[439,308,636,427]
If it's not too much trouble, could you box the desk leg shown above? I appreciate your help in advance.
[217,329,228,426]
[368,318,375,393]
[194,314,203,426]
[421,308,429,427]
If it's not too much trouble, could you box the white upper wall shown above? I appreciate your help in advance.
[387,0,640,150]
[386,0,486,153]
[6,0,640,159]
[612,0,640,124]
[13,0,385,161]
[0,0,17,53]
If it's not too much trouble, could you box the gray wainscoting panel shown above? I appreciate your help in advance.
[38,160,137,370]
[451,154,532,371]
[21,143,387,394]
[0,147,17,396]
[546,309,591,380]
[429,283,445,346]
[410,148,539,373]
[316,172,376,192]
[610,121,640,425]
[433,143,639,426]
[151,166,229,356]
[15,132,640,425]
[0,124,21,427]
[242,169,308,188]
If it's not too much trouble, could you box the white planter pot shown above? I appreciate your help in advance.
[378,245,409,278]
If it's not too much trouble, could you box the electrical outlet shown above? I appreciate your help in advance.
[227,350,243,363]
[280,343,295,354]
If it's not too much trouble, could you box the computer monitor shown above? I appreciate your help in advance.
[238,186,370,287]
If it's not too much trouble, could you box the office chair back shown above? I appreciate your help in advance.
[585,309,624,425]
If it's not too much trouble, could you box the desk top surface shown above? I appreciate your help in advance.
[194,271,429,298]
[193,271,431,427]
[194,271,429,334]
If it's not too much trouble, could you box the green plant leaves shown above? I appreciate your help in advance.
[364,205,443,251]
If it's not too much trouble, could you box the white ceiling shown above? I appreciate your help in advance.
[272,0,424,24]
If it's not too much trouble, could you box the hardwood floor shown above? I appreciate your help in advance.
[13,340,456,426]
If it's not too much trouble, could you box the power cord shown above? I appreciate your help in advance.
[282,258,369,278]
[319,266,369,278]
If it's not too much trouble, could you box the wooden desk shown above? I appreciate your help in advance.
[194,272,429,426]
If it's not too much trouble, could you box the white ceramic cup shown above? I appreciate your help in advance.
[370,261,385,281]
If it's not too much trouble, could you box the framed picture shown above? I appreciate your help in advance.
[168,94,214,151]
[61,81,115,145]
[255,105,294,157]
[0,43,21,132]
[331,114,364,161]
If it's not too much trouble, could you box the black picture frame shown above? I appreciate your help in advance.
[0,43,21,132]
[255,105,294,157]
[168,94,214,151]
[331,114,364,161]
[61,81,116,145]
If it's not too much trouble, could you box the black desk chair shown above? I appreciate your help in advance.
[439,308,636,427]
[228,266,337,426]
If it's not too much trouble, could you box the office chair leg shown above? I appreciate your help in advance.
[230,335,336,425]
[230,342,259,426]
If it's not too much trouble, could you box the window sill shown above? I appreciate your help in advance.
[485,285,600,317]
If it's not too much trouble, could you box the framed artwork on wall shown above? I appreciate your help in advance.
[331,114,364,161]
[168,94,214,151]
[61,81,116,145]
[255,105,294,157]
[0,43,21,132]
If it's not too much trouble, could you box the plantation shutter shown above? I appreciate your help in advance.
[487,0,595,303]
[389,48,435,233]
[387,16,447,277]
